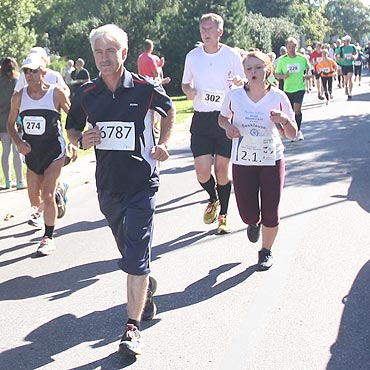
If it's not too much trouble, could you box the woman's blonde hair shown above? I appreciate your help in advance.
[242,51,276,89]
[243,50,273,78]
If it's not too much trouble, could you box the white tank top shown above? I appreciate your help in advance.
[20,85,58,113]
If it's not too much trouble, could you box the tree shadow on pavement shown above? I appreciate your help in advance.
[284,112,370,213]
[326,260,370,370]
[0,262,254,370]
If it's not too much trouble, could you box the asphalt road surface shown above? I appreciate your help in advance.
[1,75,370,370]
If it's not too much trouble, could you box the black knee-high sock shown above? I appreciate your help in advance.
[199,175,218,202]
[44,225,55,239]
[217,181,231,215]
[295,113,302,131]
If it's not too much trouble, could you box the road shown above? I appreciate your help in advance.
[1,76,370,370]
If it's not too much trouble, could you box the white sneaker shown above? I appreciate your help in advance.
[297,130,304,141]
[37,237,56,256]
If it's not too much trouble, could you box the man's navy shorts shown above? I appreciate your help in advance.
[98,189,156,275]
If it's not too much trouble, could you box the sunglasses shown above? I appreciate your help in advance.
[23,68,40,74]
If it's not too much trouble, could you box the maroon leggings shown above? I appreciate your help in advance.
[232,159,285,228]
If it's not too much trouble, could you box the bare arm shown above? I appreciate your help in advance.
[182,83,197,100]
[270,109,298,140]
[7,91,32,155]
[150,105,176,161]
[54,87,71,114]
[218,113,240,139]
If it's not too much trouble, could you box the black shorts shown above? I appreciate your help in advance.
[342,65,354,75]
[25,136,65,175]
[190,111,231,158]
[354,65,362,76]
[314,71,321,80]
[285,90,305,107]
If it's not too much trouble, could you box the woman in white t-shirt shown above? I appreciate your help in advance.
[219,50,297,271]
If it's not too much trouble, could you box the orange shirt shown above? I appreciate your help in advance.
[316,58,338,77]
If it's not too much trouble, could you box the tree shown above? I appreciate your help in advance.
[62,17,101,78]
[288,0,328,46]
[0,0,38,63]
[246,0,293,18]
[325,0,370,43]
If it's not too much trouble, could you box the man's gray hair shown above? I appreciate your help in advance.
[89,24,128,51]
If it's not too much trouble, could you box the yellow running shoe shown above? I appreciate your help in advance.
[203,200,220,224]
[217,214,231,234]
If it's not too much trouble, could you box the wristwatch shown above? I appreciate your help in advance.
[77,136,84,150]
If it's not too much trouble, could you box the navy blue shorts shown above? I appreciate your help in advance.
[98,189,156,275]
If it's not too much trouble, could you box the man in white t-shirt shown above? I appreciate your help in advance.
[182,13,245,234]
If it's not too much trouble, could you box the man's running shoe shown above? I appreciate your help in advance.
[142,276,157,321]
[258,248,273,271]
[119,324,144,356]
[28,209,44,229]
[247,223,261,243]
[55,182,69,219]
[203,199,220,224]
[217,214,231,234]
[36,237,56,256]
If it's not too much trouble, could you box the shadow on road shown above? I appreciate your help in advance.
[326,260,370,370]
[0,259,119,301]
[284,112,370,213]
[0,262,254,370]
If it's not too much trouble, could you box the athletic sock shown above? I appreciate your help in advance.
[199,175,218,202]
[127,318,141,330]
[217,181,231,215]
[44,225,55,239]
[295,113,303,131]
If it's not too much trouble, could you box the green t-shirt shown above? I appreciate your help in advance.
[275,54,310,93]
[338,44,357,66]
[335,47,343,66]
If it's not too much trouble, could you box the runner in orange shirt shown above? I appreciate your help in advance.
[316,49,338,104]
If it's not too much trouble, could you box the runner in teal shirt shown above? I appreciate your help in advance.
[335,35,357,99]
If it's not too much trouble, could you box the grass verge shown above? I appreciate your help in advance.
[0,95,193,185]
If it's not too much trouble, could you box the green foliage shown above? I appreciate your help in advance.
[49,56,68,75]
[289,0,328,46]
[247,0,293,17]
[2,0,370,97]
[61,17,101,78]
[0,0,38,63]
[269,17,300,52]
[245,13,300,54]
[245,12,272,51]
[325,0,370,43]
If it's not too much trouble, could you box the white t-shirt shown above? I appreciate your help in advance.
[182,44,245,112]
[15,68,69,96]
[220,86,294,165]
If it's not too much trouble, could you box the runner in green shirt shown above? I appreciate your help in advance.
[275,36,311,141]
